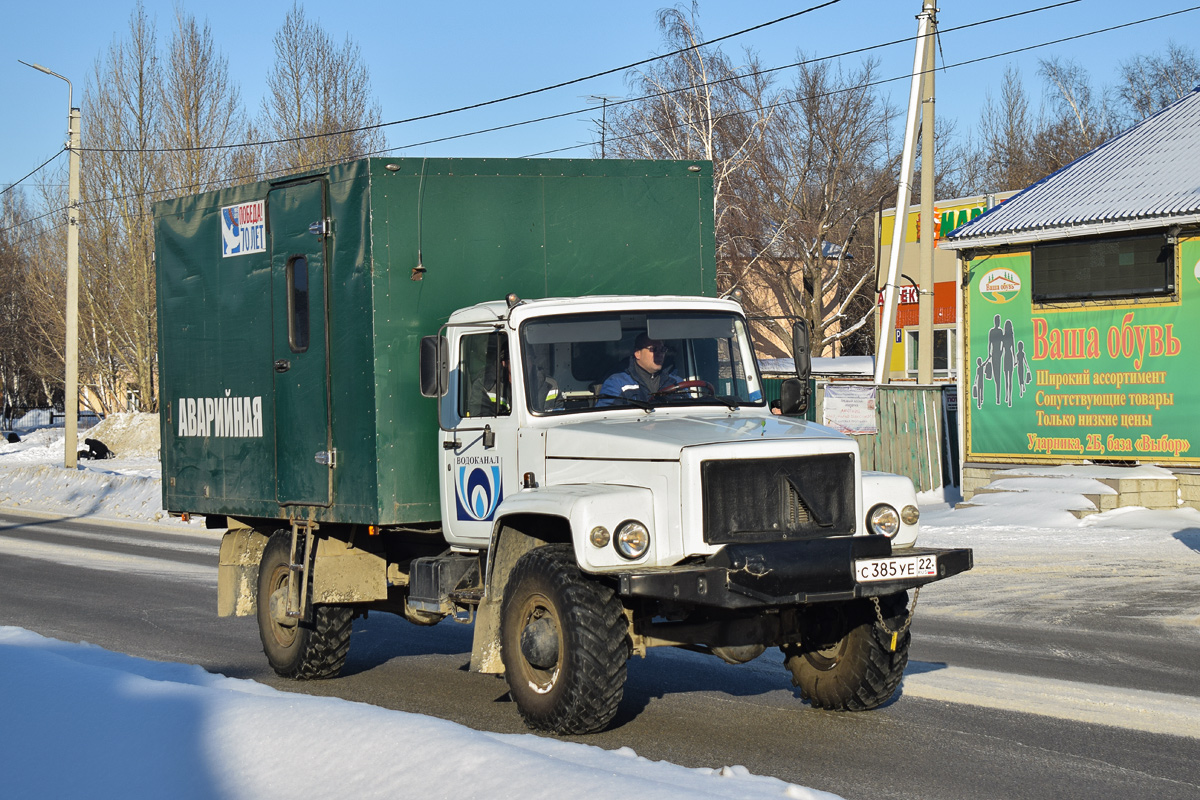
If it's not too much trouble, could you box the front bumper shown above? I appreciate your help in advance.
[614,536,973,609]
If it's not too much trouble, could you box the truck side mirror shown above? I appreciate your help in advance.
[781,320,811,416]
[780,378,809,416]
[419,335,448,397]
[792,319,812,384]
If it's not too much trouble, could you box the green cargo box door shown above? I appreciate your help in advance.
[268,179,333,507]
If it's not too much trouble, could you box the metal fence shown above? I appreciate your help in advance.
[2,407,105,432]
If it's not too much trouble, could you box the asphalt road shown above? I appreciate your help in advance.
[2,510,1198,800]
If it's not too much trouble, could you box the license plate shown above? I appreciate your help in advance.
[854,554,938,583]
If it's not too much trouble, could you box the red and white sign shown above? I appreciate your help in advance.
[877,285,919,306]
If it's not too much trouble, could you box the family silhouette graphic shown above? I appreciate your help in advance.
[973,314,1032,409]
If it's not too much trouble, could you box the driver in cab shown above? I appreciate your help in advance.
[597,332,683,407]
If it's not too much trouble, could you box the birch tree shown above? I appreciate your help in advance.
[159,8,245,195]
[0,190,57,413]
[734,57,899,358]
[1118,41,1200,125]
[78,2,163,412]
[605,3,775,273]
[606,6,897,358]
[259,3,385,174]
[1034,57,1115,175]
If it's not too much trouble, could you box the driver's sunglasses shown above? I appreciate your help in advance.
[640,344,668,354]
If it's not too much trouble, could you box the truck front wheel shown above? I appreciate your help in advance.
[500,544,629,734]
[782,593,910,711]
[256,530,353,680]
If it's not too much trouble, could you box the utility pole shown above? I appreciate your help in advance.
[874,1,937,385]
[21,60,80,468]
[587,96,618,158]
[917,12,936,384]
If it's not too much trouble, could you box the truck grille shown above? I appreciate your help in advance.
[701,454,856,544]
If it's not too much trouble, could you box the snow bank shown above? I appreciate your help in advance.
[0,628,837,800]
[0,414,182,525]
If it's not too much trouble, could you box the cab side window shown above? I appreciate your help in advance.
[459,333,511,418]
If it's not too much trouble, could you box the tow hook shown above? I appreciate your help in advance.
[872,587,920,652]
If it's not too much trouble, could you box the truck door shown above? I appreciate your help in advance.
[440,328,520,547]
[268,179,332,507]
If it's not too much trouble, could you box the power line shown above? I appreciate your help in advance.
[67,0,1085,163]
[524,3,1200,158]
[3,2,1191,232]
[75,0,846,157]
[1,149,66,197]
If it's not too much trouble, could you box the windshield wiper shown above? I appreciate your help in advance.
[668,395,741,410]
[594,394,655,412]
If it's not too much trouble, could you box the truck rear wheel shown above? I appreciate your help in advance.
[783,593,909,711]
[256,530,352,680]
[500,544,628,734]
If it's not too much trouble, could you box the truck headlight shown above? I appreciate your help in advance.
[614,520,650,559]
[867,504,900,538]
[901,505,920,526]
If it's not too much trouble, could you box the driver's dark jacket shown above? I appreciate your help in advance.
[597,357,683,406]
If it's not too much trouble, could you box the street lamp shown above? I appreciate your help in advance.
[20,60,81,469]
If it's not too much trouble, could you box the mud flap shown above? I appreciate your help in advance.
[217,528,269,617]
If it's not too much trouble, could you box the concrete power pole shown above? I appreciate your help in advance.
[65,105,81,468]
[21,60,81,468]
[917,14,936,384]
[874,1,937,385]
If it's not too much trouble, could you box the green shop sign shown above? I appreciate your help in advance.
[964,241,1199,463]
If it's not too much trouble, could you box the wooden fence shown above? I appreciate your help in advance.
[815,383,957,493]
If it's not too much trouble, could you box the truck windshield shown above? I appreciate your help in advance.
[520,311,764,415]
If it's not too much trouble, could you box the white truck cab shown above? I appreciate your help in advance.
[436,295,919,557]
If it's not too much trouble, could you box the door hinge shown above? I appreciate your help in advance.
[308,218,330,237]
[314,449,337,467]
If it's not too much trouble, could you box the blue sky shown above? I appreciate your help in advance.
[3,0,1197,192]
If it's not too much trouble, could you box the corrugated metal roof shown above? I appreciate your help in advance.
[943,87,1200,249]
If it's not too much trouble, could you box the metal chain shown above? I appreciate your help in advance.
[871,586,921,637]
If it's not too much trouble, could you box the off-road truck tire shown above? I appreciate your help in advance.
[500,544,629,734]
[257,530,353,679]
[783,593,910,711]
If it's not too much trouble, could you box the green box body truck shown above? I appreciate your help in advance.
[155,157,970,734]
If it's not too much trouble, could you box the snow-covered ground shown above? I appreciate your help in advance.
[0,626,837,799]
[915,481,1200,632]
[2,414,1199,798]
[0,416,839,800]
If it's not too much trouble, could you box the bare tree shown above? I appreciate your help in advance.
[915,117,975,202]
[259,3,385,174]
[1034,57,1115,174]
[1118,41,1200,125]
[0,190,59,414]
[604,3,775,272]
[159,8,245,197]
[17,176,74,408]
[735,57,899,358]
[605,6,901,358]
[229,121,267,184]
[77,2,165,412]
[968,66,1043,193]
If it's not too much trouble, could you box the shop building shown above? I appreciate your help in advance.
[941,88,1200,508]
